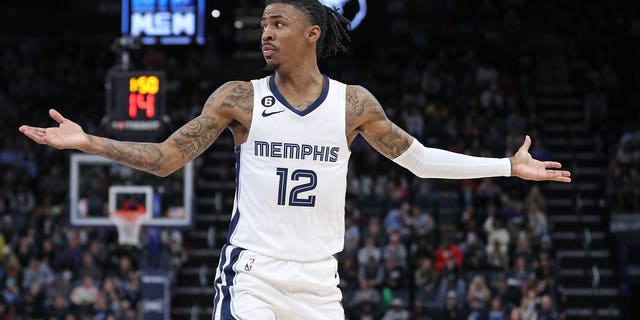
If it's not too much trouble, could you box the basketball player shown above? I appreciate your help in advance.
[19,1,571,319]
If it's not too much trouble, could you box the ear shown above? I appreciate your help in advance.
[307,25,321,44]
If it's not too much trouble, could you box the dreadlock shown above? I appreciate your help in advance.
[264,0,351,58]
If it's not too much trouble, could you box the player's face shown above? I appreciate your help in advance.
[260,3,316,71]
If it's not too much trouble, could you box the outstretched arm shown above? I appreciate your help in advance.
[347,85,571,182]
[19,81,252,177]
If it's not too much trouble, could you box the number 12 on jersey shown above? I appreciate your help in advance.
[276,167,317,207]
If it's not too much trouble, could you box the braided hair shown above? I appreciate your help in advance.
[264,0,351,58]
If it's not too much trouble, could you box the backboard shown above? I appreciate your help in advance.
[69,153,193,228]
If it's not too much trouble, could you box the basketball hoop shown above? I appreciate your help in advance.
[106,185,154,247]
[110,209,147,247]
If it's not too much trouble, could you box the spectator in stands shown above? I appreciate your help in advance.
[2,277,21,308]
[534,252,558,282]
[382,297,410,320]
[514,233,534,265]
[412,297,439,320]
[76,253,103,283]
[403,107,425,140]
[121,273,141,309]
[21,256,54,291]
[536,294,558,320]
[476,181,503,215]
[47,294,74,319]
[467,275,492,310]
[466,296,489,320]
[92,291,115,320]
[509,256,534,289]
[383,230,408,268]
[525,185,547,214]
[488,296,507,320]
[70,275,99,313]
[1,254,21,305]
[500,194,523,225]
[58,231,84,271]
[338,256,359,299]
[526,201,548,240]
[537,275,561,308]
[44,274,71,309]
[460,221,486,270]
[385,201,411,235]
[362,216,387,247]
[435,237,463,276]
[100,277,122,314]
[405,204,435,240]
[37,165,68,202]
[509,306,523,320]
[23,282,45,318]
[435,191,461,227]
[484,214,510,269]
[358,235,382,266]
[344,214,361,253]
[15,235,36,267]
[441,290,464,320]
[458,204,480,235]
[410,234,435,266]
[350,297,381,320]
[519,295,537,320]
[437,274,467,311]
[492,273,520,308]
[13,183,35,230]
[414,257,437,296]
[351,279,381,311]
[115,256,134,280]
[413,180,437,214]
[358,256,384,290]
[382,257,407,295]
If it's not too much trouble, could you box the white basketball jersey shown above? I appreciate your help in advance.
[227,75,351,262]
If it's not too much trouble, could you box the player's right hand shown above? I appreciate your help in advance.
[19,108,89,150]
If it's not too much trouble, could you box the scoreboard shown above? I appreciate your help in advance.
[105,70,167,141]
[121,0,206,45]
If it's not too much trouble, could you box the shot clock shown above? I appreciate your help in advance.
[128,73,159,118]
[105,69,167,141]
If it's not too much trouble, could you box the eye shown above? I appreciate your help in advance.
[275,22,285,28]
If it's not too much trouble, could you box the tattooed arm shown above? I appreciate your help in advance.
[19,81,253,177]
[346,85,412,158]
[346,85,571,182]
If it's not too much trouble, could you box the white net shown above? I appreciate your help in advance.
[110,210,146,247]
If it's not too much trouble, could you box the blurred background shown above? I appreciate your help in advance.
[1,0,639,319]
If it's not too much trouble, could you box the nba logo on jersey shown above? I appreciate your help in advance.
[244,257,256,271]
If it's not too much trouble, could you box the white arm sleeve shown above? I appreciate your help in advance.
[392,139,511,179]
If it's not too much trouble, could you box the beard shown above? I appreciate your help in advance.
[263,62,280,72]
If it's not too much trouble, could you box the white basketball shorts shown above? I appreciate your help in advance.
[212,243,344,320]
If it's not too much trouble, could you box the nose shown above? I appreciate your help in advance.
[261,26,274,42]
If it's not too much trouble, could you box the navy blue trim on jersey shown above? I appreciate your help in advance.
[227,147,242,243]
[212,245,243,320]
[212,243,229,318]
[226,210,240,243]
[221,247,242,319]
[268,74,330,116]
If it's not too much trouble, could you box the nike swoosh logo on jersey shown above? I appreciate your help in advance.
[262,110,285,117]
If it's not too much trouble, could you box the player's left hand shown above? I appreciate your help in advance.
[510,135,571,183]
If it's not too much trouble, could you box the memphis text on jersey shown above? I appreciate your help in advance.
[254,140,340,163]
